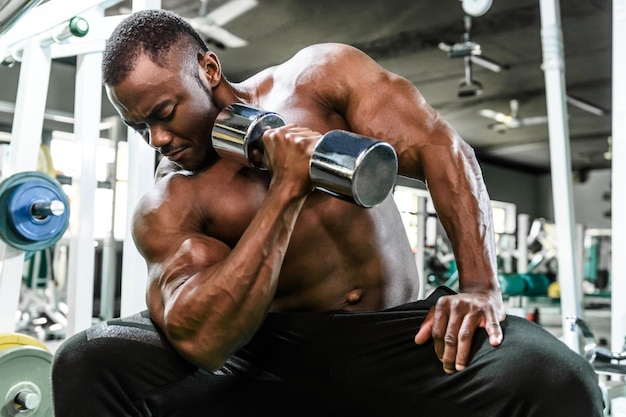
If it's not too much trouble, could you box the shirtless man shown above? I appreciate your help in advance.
[51,9,603,416]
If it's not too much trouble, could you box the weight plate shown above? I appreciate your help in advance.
[0,334,49,353]
[0,172,69,251]
[0,346,52,417]
[8,181,67,241]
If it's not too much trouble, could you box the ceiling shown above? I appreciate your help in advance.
[4,0,615,175]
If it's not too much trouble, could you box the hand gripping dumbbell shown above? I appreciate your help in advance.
[211,103,398,208]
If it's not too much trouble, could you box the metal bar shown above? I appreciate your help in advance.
[0,0,123,51]
[611,0,626,353]
[0,36,51,332]
[119,0,161,317]
[120,126,155,317]
[539,0,582,353]
[65,39,103,336]
[100,122,120,321]
[0,0,43,36]
[415,196,427,299]
[516,214,530,274]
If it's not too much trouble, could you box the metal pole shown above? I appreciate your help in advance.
[119,0,161,317]
[0,36,51,333]
[415,196,427,299]
[539,0,582,353]
[65,47,102,336]
[99,136,119,321]
[611,0,626,353]
[0,0,43,36]
[517,214,530,274]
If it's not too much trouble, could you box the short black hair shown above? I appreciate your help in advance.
[102,9,209,86]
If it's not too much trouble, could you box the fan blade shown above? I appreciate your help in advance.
[489,123,509,133]
[566,95,607,116]
[509,99,519,118]
[519,116,549,126]
[479,109,512,124]
[470,55,509,73]
[196,23,248,48]
[479,109,497,119]
[438,42,452,53]
[207,0,258,26]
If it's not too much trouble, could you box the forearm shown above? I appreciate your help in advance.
[425,142,500,294]
[163,182,307,369]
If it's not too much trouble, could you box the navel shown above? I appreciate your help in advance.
[345,288,363,305]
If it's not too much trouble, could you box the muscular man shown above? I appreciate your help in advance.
[52,9,603,416]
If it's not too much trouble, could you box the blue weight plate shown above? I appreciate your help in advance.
[8,181,67,241]
[0,172,69,251]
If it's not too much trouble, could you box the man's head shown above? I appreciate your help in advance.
[103,9,225,171]
[102,9,208,87]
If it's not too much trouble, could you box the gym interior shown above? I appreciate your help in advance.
[0,0,623,416]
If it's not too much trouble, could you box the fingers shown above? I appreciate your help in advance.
[261,125,321,193]
[484,318,504,347]
[454,314,481,371]
[418,294,503,375]
[414,309,434,345]
[431,298,475,374]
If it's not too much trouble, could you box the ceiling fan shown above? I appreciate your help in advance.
[439,15,509,97]
[438,15,509,74]
[479,99,548,132]
[188,0,258,48]
[480,95,608,132]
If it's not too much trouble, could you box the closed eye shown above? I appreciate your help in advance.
[157,108,175,122]
[148,101,175,123]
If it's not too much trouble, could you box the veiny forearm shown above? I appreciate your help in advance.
[424,139,500,294]
[162,183,307,370]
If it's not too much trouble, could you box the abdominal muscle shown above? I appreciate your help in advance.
[270,193,420,313]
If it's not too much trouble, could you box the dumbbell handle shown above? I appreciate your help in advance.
[31,199,65,218]
[212,103,398,208]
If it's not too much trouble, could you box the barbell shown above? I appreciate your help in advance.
[0,171,69,251]
[0,333,52,417]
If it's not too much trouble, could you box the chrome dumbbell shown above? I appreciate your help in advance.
[211,103,398,208]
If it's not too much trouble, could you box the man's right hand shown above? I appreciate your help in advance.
[262,124,320,198]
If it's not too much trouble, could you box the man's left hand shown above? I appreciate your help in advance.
[414,291,505,374]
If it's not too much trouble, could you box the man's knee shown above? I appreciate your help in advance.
[486,316,604,415]
[52,327,127,387]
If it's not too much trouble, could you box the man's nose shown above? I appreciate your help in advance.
[149,125,172,149]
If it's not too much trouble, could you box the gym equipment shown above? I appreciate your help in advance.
[0,171,69,251]
[0,333,52,417]
[0,0,43,37]
[211,103,398,208]
[568,317,626,417]
[17,247,68,341]
[498,273,550,297]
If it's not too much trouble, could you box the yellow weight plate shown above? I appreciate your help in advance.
[0,333,48,353]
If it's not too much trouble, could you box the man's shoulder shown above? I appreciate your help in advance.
[290,43,362,67]
[272,43,362,91]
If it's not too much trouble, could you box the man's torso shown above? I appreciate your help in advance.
[148,50,420,312]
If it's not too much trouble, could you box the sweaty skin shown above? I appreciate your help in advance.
[107,42,505,373]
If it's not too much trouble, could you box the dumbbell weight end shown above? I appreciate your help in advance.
[309,130,398,208]
[212,103,286,170]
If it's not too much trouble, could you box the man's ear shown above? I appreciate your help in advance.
[198,51,222,88]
